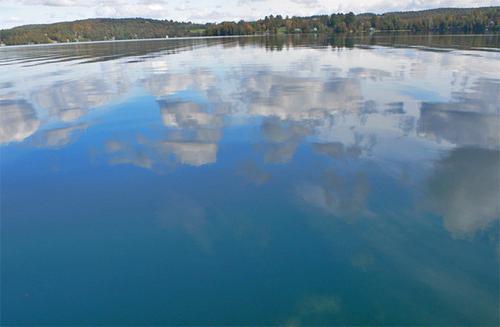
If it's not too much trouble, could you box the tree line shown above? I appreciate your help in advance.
[1,7,498,46]
[205,7,499,36]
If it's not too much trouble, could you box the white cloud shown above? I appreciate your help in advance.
[290,0,320,8]
[3,16,22,23]
[22,0,84,6]
[95,1,170,18]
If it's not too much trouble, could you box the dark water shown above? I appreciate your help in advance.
[1,34,499,325]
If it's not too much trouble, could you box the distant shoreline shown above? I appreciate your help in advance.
[1,7,498,46]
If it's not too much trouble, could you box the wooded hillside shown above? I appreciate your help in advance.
[1,7,498,46]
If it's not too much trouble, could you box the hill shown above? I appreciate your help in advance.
[0,18,204,45]
[1,7,498,46]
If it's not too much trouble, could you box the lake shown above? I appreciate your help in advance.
[1,34,499,325]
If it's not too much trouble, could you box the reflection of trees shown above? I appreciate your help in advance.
[426,147,500,238]
[0,38,223,65]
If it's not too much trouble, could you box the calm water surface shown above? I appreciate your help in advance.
[1,35,499,325]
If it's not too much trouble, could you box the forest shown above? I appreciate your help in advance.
[1,6,498,45]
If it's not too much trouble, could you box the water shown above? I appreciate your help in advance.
[1,34,499,325]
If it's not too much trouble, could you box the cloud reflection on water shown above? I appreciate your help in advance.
[418,78,500,149]
[426,147,500,238]
[1,36,499,326]
[0,99,39,143]
[0,37,499,240]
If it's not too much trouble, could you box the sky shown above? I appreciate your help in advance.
[0,0,498,29]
